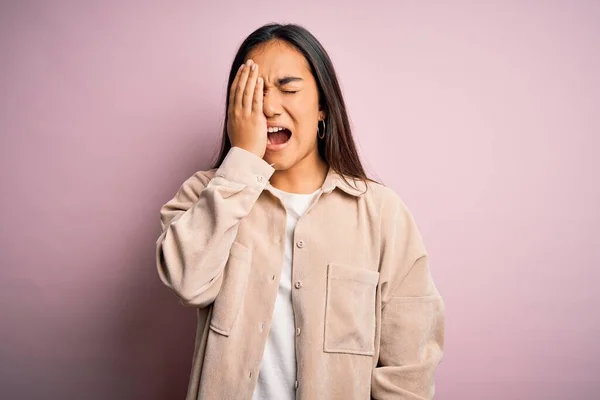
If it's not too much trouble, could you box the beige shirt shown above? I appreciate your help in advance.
[156,146,445,400]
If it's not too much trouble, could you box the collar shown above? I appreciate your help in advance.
[321,168,367,197]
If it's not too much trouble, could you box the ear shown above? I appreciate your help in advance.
[319,110,327,121]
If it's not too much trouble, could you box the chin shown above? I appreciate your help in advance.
[266,158,290,171]
[265,153,295,171]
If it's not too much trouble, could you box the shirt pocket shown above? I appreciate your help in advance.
[209,241,252,337]
[323,263,380,356]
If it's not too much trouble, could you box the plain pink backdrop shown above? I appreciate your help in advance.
[1,1,599,399]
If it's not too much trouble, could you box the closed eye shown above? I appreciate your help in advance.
[262,88,300,95]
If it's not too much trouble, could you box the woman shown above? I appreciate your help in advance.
[156,23,444,400]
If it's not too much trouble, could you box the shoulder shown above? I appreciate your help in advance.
[364,179,411,216]
[364,179,425,249]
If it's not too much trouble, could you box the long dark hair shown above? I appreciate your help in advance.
[212,23,374,187]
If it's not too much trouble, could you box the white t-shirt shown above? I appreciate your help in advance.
[252,186,321,400]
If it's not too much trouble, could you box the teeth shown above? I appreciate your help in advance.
[267,127,285,133]
[267,138,272,145]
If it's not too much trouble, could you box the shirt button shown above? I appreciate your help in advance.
[296,327,301,336]
[248,371,253,379]
[260,322,265,331]
[294,281,303,289]
[295,380,299,389]
[257,176,264,183]
[296,240,305,248]
[271,274,277,281]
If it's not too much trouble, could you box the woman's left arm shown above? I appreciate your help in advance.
[371,193,445,400]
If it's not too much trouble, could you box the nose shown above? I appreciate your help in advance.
[262,90,281,118]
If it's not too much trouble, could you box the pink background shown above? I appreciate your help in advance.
[1,1,599,399]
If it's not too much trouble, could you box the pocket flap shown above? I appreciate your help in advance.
[327,263,379,285]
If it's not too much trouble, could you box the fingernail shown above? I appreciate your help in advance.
[239,64,244,71]
[251,64,257,71]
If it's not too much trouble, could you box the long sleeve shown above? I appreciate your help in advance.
[155,146,274,307]
[371,193,445,399]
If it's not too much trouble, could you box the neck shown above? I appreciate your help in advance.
[270,151,329,194]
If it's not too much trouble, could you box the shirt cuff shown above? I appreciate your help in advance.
[214,146,275,190]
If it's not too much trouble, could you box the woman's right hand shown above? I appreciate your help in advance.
[226,59,267,159]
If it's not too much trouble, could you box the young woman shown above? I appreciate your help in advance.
[156,23,444,400]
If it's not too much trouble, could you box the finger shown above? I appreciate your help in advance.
[243,63,258,113]
[228,63,244,112]
[253,76,264,115]
[234,60,253,110]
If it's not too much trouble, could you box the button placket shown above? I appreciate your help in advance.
[291,221,309,392]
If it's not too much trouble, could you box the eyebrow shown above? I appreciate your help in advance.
[276,76,303,86]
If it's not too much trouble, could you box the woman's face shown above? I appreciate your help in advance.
[246,40,325,170]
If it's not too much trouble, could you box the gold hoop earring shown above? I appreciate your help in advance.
[318,119,326,140]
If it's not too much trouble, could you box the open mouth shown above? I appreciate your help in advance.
[267,127,292,146]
